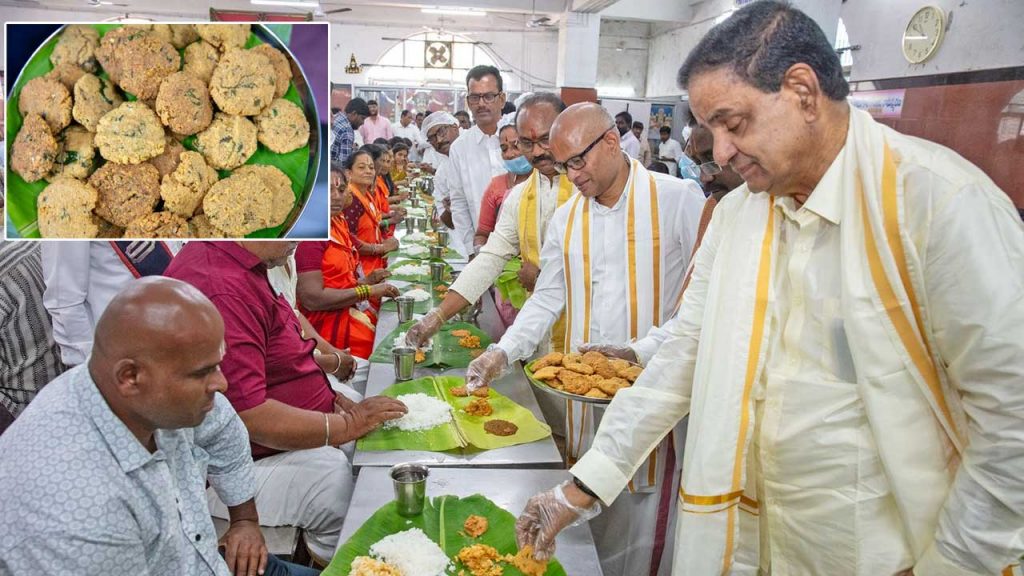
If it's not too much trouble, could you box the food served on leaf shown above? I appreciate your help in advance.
[435,284,449,294]
[507,546,548,576]
[455,543,502,576]
[382,393,451,432]
[392,263,430,277]
[349,528,451,576]
[450,385,489,398]
[403,244,429,257]
[402,288,432,302]
[348,556,401,576]
[464,397,493,417]
[415,350,427,363]
[458,334,482,349]
[463,514,489,538]
[483,419,518,437]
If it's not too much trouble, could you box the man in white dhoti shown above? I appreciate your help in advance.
[515,3,1024,575]
[468,102,706,576]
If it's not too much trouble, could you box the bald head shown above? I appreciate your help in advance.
[550,103,615,154]
[90,277,228,434]
[93,277,221,363]
[549,103,626,202]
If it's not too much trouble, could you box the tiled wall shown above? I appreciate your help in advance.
[869,79,1024,208]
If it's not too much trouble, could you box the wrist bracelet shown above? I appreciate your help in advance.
[330,351,344,375]
[572,475,598,499]
[323,412,331,446]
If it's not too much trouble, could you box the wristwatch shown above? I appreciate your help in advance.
[572,476,598,499]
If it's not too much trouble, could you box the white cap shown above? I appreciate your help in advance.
[420,112,458,141]
[496,111,517,132]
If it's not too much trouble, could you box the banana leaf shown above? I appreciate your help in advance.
[387,258,452,283]
[379,282,446,314]
[370,321,489,368]
[387,245,457,262]
[357,375,552,452]
[496,257,529,309]
[6,24,310,239]
[325,494,566,576]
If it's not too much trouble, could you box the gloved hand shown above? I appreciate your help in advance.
[578,342,638,363]
[515,480,602,561]
[405,308,445,348]
[465,345,509,391]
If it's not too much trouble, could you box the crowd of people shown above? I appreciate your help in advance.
[1,2,1022,575]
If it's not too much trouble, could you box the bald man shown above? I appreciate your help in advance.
[468,103,705,576]
[166,241,407,564]
[0,278,316,576]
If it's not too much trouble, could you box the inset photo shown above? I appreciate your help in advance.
[5,22,329,239]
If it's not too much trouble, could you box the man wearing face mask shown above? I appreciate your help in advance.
[447,65,510,257]
[406,93,575,359]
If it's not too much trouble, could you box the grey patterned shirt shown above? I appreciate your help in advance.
[0,365,257,575]
[0,240,64,416]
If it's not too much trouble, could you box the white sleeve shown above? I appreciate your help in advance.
[570,199,725,504]
[448,186,524,304]
[494,211,568,363]
[41,242,95,366]
[446,148,476,255]
[913,182,1024,575]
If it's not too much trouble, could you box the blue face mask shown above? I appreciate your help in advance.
[503,155,533,175]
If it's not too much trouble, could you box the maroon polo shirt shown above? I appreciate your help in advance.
[165,242,335,459]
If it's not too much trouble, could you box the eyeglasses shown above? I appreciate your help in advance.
[426,125,454,144]
[553,129,612,174]
[516,135,550,153]
[696,160,722,176]
[466,92,502,105]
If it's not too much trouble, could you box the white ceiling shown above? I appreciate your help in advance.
[0,0,695,27]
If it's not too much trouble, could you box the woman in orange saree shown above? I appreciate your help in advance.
[296,160,398,359]
[342,148,398,278]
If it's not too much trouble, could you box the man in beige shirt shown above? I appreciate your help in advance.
[515,3,1024,575]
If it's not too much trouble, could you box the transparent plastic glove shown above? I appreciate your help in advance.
[405,308,444,348]
[465,345,509,391]
[577,342,638,363]
[515,480,602,561]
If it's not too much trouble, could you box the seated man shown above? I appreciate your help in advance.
[0,277,314,575]
[165,241,407,564]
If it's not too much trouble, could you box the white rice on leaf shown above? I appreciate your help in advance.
[403,245,429,257]
[384,393,451,432]
[403,231,428,243]
[393,264,429,277]
[403,288,431,302]
[369,528,452,576]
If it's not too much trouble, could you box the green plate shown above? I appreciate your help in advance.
[5,23,319,238]
[370,321,489,369]
[325,493,566,576]
[356,375,552,452]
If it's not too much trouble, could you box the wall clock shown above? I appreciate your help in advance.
[902,5,946,64]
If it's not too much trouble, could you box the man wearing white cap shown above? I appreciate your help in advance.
[420,111,461,238]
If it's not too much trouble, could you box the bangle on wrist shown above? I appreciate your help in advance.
[323,412,332,446]
[572,476,598,499]
[330,351,344,375]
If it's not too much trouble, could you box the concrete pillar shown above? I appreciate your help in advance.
[556,11,601,89]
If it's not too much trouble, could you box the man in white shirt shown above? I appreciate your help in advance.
[406,92,570,357]
[615,111,641,160]
[420,112,461,233]
[515,3,1024,575]
[632,121,652,166]
[42,241,181,367]
[392,110,423,162]
[447,65,509,255]
[656,125,684,177]
[468,103,705,576]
